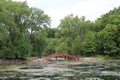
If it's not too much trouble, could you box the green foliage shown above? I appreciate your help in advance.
[0,0,50,59]
[55,38,68,53]
[72,35,82,55]
[0,0,120,59]
[55,14,94,55]
[82,31,96,56]
[98,24,119,56]
[54,7,120,57]
[33,31,47,57]
[44,38,56,55]
[95,7,120,57]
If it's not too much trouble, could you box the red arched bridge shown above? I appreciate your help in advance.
[42,53,80,62]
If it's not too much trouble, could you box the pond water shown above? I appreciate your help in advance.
[0,60,120,80]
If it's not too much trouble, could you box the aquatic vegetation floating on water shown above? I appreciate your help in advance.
[0,61,120,80]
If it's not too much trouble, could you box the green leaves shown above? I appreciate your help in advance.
[98,24,119,56]
[0,0,50,59]
[72,35,82,55]
[82,31,96,56]
[0,0,120,59]
[55,14,95,55]
[94,7,120,57]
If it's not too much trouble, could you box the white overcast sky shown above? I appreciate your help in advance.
[12,0,120,27]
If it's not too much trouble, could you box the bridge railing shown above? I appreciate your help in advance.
[42,53,80,62]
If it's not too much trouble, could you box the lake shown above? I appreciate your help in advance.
[0,58,120,80]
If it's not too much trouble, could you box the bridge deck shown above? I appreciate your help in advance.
[42,53,80,63]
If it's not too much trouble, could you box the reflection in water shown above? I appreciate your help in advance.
[0,61,120,80]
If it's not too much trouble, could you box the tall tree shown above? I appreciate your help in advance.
[82,31,96,56]
[95,7,120,56]
[27,8,50,57]
[98,24,119,56]
[0,0,50,59]
[56,14,94,55]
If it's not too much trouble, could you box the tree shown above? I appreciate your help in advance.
[55,37,68,53]
[72,35,82,55]
[82,31,96,56]
[44,38,56,55]
[32,31,47,57]
[27,8,50,57]
[56,14,94,54]
[95,7,120,57]
[0,0,50,59]
[98,24,119,56]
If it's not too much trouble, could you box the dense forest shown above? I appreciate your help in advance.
[0,0,120,59]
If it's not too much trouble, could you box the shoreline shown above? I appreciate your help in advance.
[0,57,119,65]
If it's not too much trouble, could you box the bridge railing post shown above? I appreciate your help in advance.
[56,56,58,63]
[65,56,67,61]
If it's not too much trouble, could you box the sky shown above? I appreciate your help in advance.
[12,0,120,27]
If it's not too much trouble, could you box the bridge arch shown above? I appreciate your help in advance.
[42,53,80,63]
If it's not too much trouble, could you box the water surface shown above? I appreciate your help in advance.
[0,60,120,80]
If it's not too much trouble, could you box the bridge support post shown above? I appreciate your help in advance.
[56,57,58,63]
[65,56,67,61]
